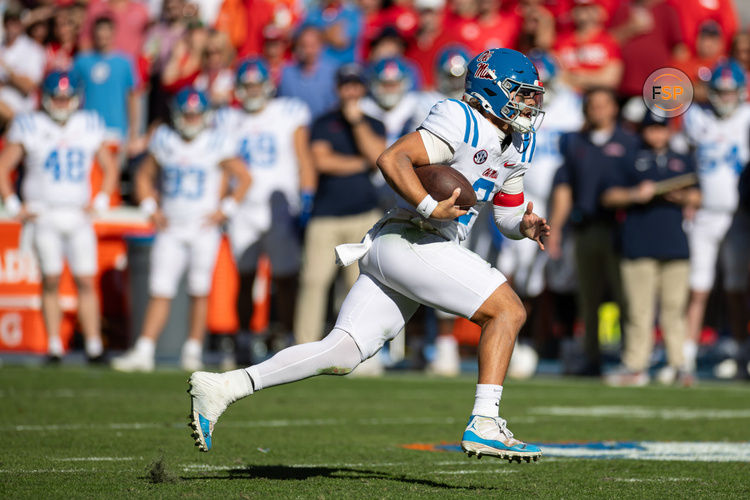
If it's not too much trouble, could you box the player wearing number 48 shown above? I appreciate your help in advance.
[111,87,251,373]
[188,49,549,463]
[0,71,119,363]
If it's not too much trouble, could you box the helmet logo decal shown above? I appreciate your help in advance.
[477,51,493,63]
[474,63,494,80]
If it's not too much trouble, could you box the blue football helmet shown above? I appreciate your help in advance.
[465,48,545,133]
[42,71,81,122]
[708,58,747,117]
[527,50,557,87]
[171,86,210,139]
[370,57,412,110]
[436,46,471,100]
[235,57,274,112]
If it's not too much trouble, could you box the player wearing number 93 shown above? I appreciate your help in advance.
[0,71,118,363]
[111,87,251,373]
[188,49,549,462]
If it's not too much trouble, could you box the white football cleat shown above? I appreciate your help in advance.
[461,415,542,463]
[111,349,154,373]
[188,371,244,452]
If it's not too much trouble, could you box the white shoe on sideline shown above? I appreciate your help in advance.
[111,349,154,373]
[181,346,204,372]
[428,336,460,377]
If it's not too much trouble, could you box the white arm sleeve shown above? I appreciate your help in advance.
[418,128,454,164]
[492,175,526,240]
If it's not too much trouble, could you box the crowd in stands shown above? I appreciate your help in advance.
[0,0,749,383]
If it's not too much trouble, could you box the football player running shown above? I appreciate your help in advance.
[216,58,315,360]
[0,71,118,363]
[112,87,251,372]
[188,49,549,462]
[682,59,750,378]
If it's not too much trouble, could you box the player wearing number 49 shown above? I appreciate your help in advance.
[215,58,315,359]
[188,49,549,462]
[111,87,251,373]
[0,71,118,363]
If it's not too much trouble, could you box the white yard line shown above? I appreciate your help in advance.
[52,457,136,462]
[530,405,750,419]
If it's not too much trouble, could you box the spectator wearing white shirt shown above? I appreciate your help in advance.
[0,8,46,126]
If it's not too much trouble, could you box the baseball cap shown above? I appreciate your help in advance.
[336,63,366,86]
[641,111,669,128]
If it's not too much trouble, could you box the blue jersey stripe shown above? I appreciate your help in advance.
[451,99,472,144]
[469,108,479,147]
[527,133,536,163]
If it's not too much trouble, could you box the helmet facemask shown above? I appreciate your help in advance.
[173,110,208,139]
[236,80,274,112]
[708,87,745,118]
[372,78,409,110]
[468,77,545,134]
[43,94,80,123]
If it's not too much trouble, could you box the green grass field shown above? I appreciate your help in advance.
[2,366,750,499]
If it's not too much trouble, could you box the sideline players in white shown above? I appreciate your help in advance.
[112,87,251,372]
[0,71,118,362]
[682,59,750,376]
[216,58,315,358]
[188,49,549,461]
[498,51,583,298]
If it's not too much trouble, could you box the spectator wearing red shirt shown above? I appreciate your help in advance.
[672,21,727,104]
[515,0,556,52]
[554,0,622,91]
[79,0,150,62]
[670,0,738,56]
[442,0,520,54]
[609,0,688,98]
[45,7,79,72]
[262,25,291,87]
[404,0,446,89]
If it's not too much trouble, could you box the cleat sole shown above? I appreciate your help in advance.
[461,441,542,463]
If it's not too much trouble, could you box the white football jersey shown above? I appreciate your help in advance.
[149,124,236,225]
[683,103,750,212]
[8,110,106,208]
[360,92,422,146]
[523,86,583,216]
[216,98,310,228]
[406,98,535,242]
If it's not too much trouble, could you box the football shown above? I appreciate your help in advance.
[414,164,477,210]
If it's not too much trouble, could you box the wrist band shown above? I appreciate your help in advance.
[92,192,110,212]
[416,194,438,218]
[140,197,157,216]
[220,197,239,218]
[4,194,21,217]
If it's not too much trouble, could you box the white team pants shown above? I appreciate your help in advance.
[31,208,97,277]
[336,221,506,359]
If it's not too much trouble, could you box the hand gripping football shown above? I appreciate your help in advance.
[414,164,477,210]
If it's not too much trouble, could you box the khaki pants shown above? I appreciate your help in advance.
[620,258,689,371]
[294,209,383,344]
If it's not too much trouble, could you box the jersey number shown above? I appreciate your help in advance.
[239,134,277,168]
[163,167,206,200]
[44,149,85,182]
[457,178,494,225]
[697,144,744,174]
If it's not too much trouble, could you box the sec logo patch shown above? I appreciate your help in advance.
[473,150,488,164]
